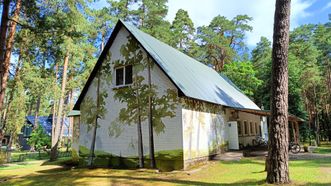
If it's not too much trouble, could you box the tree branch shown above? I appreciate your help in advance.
[7,18,64,34]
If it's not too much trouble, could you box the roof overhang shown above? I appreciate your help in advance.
[227,107,305,123]
[68,110,80,117]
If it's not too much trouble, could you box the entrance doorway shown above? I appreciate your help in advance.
[227,121,239,150]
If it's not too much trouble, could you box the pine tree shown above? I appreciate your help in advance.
[171,9,195,53]
[252,37,272,108]
[197,15,252,72]
[0,0,22,122]
[266,0,291,183]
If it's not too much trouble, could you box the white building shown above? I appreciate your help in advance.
[71,20,300,171]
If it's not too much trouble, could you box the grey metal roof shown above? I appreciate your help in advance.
[122,21,260,110]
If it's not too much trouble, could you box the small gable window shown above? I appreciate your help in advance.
[115,65,133,86]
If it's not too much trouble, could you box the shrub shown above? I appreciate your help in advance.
[27,124,51,153]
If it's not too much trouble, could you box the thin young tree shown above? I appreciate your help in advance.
[266,0,291,184]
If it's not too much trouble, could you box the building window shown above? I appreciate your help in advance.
[250,122,254,135]
[238,121,242,136]
[244,121,248,135]
[115,65,133,86]
[255,122,259,135]
[22,125,33,138]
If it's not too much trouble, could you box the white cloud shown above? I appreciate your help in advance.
[166,0,314,47]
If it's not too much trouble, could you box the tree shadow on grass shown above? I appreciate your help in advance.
[2,166,331,186]
[88,175,267,186]
[37,167,71,173]
[252,170,265,174]
[1,170,266,186]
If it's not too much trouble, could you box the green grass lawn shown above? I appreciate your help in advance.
[313,143,331,154]
[0,157,330,186]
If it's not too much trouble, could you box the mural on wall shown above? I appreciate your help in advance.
[81,51,113,131]
[181,98,226,161]
[110,36,178,168]
[80,51,113,166]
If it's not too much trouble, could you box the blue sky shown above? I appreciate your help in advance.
[91,0,330,47]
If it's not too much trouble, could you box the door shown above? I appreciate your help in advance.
[227,121,239,150]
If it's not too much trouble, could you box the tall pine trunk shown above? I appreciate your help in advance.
[0,0,21,115]
[266,0,291,184]
[52,63,58,145]
[67,90,74,152]
[0,0,10,125]
[313,85,320,145]
[33,97,41,128]
[2,51,23,130]
[50,52,69,161]
[0,0,10,70]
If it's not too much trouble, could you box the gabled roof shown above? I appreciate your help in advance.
[74,20,260,110]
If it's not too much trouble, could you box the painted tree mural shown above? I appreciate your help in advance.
[81,52,112,167]
[111,36,177,168]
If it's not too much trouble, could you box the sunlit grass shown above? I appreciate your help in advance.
[313,143,331,154]
[1,144,331,186]
[0,157,330,185]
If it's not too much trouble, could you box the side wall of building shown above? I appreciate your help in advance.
[181,100,229,168]
[181,104,262,168]
[77,27,183,170]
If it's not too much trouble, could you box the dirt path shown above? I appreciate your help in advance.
[289,153,331,160]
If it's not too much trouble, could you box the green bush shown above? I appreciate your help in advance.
[0,151,6,164]
[27,124,51,152]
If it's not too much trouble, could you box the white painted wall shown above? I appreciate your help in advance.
[182,104,227,162]
[181,104,263,166]
[79,27,183,157]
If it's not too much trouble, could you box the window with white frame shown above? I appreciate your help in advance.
[244,121,248,135]
[115,65,133,86]
[250,122,254,135]
[255,122,259,135]
[238,121,242,136]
